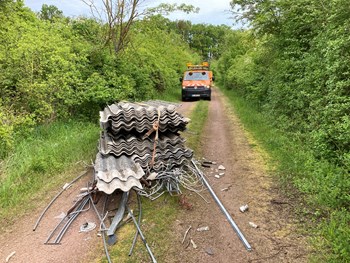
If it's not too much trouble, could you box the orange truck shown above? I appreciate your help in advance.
[180,62,214,101]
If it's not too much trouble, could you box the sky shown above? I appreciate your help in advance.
[23,0,234,26]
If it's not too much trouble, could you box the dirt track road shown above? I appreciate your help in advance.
[0,88,308,263]
[168,87,308,262]
[0,170,102,263]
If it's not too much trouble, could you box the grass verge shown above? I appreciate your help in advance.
[220,86,350,262]
[101,99,209,262]
[0,120,99,223]
[158,87,181,102]
[183,100,209,153]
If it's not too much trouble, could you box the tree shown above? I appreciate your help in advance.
[82,0,198,56]
[38,4,64,22]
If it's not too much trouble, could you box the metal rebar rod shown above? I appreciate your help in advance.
[54,196,90,244]
[90,195,112,263]
[44,216,66,244]
[33,170,89,231]
[45,196,88,244]
[126,205,157,263]
[191,159,252,251]
[129,190,142,256]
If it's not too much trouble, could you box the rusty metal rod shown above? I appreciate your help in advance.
[191,159,252,251]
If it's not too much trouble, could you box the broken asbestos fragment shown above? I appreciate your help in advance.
[218,165,226,170]
[196,226,210,232]
[190,239,197,249]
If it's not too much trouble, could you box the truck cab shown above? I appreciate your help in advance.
[181,62,213,101]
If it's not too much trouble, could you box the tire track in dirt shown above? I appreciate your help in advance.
[165,87,308,262]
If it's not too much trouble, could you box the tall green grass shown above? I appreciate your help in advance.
[157,86,182,102]
[220,86,350,262]
[0,121,99,219]
[184,100,209,153]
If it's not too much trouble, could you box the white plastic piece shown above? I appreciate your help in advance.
[249,222,258,228]
[196,226,210,232]
[80,222,96,232]
[6,251,16,263]
[218,165,226,170]
[190,239,197,249]
[239,204,249,213]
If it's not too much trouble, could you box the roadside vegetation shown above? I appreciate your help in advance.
[184,101,210,153]
[0,121,99,224]
[213,1,350,261]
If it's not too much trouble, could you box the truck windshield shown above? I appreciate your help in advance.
[184,71,209,81]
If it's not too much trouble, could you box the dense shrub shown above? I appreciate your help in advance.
[0,2,198,158]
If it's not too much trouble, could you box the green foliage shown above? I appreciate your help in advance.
[184,100,209,153]
[219,0,350,261]
[222,85,350,261]
[0,4,198,159]
[0,121,99,218]
[169,21,231,60]
[318,209,350,262]
[146,3,200,16]
[38,4,63,22]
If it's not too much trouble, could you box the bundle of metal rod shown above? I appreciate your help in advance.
[33,170,89,231]
[45,195,90,245]
[137,163,206,201]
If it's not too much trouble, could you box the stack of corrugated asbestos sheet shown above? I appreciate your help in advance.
[95,101,192,194]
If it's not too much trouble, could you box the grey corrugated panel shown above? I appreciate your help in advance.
[102,147,192,160]
[132,154,193,172]
[99,101,188,130]
[99,132,187,157]
[106,132,185,146]
[108,124,187,134]
[94,153,144,194]
[96,176,142,194]
[100,102,177,122]
[99,138,192,159]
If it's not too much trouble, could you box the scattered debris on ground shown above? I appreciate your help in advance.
[248,222,258,229]
[196,226,209,232]
[5,251,15,263]
[32,100,252,262]
[239,204,249,213]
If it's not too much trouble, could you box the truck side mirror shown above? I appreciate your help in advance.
[179,77,183,82]
[212,76,215,81]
